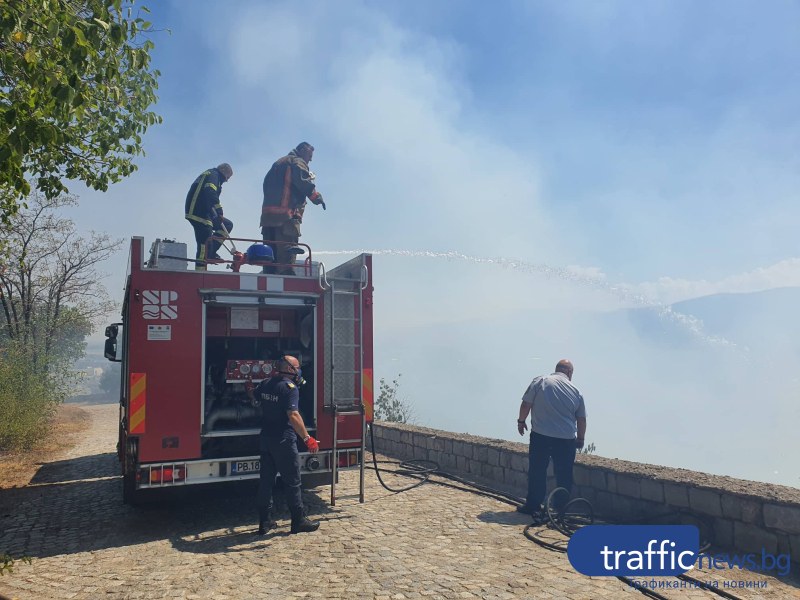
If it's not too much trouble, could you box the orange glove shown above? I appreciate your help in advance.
[305,436,319,453]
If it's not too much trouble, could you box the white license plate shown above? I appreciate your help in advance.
[231,460,259,474]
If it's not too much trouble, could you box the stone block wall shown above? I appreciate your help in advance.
[370,421,800,569]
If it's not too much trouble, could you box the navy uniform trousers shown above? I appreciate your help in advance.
[258,429,303,514]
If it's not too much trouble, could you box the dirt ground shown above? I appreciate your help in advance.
[0,404,92,490]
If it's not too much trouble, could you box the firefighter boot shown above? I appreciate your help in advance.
[258,506,278,535]
[290,508,319,534]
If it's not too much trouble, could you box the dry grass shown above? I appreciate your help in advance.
[0,404,91,489]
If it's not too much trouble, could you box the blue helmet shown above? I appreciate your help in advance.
[246,243,274,264]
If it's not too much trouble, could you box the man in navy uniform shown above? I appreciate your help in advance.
[246,355,320,534]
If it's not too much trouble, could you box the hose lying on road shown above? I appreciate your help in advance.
[367,423,744,600]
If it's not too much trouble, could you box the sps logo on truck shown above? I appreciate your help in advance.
[142,290,179,319]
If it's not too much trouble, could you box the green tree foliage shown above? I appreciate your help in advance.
[0,0,162,223]
[0,552,32,576]
[0,191,118,449]
[0,340,71,449]
[579,442,596,455]
[374,374,415,424]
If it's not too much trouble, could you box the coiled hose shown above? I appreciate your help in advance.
[367,423,744,600]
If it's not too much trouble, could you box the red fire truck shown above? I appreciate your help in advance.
[104,237,373,505]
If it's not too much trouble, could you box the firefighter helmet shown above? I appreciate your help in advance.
[246,243,274,264]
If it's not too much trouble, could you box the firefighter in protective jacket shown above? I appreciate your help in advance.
[261,143,325,274]
[185,163,234,271]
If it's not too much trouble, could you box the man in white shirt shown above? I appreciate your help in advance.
[516,359,587,520]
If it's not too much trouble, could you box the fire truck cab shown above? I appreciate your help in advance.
[104,237,373,505]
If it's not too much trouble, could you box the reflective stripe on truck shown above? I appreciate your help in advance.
[130,373,147,434]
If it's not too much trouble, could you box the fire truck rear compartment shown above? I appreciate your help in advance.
[115,239,372,503]
[201,303,316,459]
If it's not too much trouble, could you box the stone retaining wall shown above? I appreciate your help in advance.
[371,421,800,568]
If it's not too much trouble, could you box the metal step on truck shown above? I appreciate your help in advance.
[104,236,373,505]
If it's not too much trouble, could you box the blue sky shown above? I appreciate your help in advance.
[69,1,800,484]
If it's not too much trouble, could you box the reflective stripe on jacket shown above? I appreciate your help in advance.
[185,168,225,226]
[261,150,317,228]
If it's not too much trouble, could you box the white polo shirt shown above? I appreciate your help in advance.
[522,372,586,439]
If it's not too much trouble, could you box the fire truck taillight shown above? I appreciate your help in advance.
[148,467,161,484]
[162,467,174,483]
[160,466,186,483]
[142,464,187,485]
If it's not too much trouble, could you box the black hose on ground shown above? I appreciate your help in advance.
[367,423,744,600]
[525,489,743,600]
[368,423,524,504]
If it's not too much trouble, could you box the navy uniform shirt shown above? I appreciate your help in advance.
[256,376,299,437]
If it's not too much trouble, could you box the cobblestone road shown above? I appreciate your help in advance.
[1,404,798,599]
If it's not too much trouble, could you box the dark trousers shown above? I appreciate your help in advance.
[526,431,577,511]
[262,223,299,275]
[190,218,233,270]
[257,430,303,516]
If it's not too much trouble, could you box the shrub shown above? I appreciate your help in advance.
[0,553,31,576]
[0,342,74,450]
[374,374,415,424]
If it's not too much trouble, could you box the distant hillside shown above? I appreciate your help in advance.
[374,287,800,487]
[626,286,800,354]
[67,392,116,405]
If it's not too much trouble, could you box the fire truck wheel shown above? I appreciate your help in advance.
[122,471,138,505]
[122,439,141,505]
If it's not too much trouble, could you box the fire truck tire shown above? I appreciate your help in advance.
[122,469,139,505]
[122,439,141,505]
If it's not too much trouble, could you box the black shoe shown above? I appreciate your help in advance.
[530,511,549,526]
[516,504,536,515]
[290,514,320,534]
[258,519,278,535]
[258,506,277,535]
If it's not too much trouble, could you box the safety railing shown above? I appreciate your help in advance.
[202,236,314,276]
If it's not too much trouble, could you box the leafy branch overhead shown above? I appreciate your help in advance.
[0,0,163,223]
